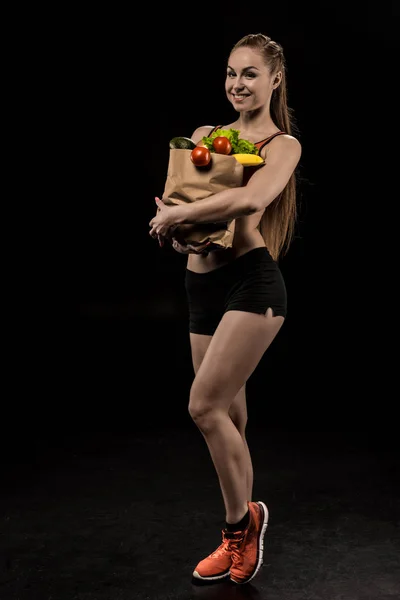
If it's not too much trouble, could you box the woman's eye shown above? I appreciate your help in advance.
[227,72,256,78]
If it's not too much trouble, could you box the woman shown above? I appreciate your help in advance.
[149,33,302,585]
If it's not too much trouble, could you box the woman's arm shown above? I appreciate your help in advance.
[149,133,301,239]
[173,135,302,225]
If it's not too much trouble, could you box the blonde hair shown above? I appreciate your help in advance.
[231,33,299,261]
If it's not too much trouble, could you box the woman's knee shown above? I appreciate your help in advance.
[188,381,209,420]
[188,401,223,435]
[188,384,247,435]
[188,378,228,425]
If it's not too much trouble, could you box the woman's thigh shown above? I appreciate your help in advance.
[189,308,284,416]
[189,332,247,429]
[189,332,212,374]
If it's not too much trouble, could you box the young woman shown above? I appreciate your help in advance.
[149,33,302,585]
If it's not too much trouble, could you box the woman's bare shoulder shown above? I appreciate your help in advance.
[190,125,215,145]
[260,133,302,160]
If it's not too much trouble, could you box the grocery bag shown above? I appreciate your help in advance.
[161,149,244,253]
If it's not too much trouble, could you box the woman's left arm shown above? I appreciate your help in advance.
[149,136,301,238]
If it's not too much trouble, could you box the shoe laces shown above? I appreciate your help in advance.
[226,534,245,567]
[211,538,231,558]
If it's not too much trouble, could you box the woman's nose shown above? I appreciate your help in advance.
[232,77,244,90]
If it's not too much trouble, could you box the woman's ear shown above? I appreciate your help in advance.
[273,71,282,89]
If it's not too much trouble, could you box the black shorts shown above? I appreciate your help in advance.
[184,247,287,335]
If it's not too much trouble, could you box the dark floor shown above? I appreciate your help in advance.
[1,426,399,600]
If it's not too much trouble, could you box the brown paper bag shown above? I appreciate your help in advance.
[161,149,244,253]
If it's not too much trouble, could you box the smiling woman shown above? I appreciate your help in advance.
[226,61,273,107]
[149,32,302,587]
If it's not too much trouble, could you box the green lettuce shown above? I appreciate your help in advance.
[201,128,259,155]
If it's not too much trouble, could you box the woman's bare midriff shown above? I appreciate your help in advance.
[187,212,266,273]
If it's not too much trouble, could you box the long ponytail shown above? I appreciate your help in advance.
[231,34,299,261]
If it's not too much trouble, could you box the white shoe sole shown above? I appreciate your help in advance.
[192,568,230,581]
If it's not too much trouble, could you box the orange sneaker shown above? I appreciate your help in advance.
[229,501,269,585]
[192,529,233,582]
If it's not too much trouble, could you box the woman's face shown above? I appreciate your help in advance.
[225,47,276,112]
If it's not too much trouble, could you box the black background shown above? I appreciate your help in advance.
[1,6,399,600]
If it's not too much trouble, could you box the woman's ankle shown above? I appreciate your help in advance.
[225,503,250,529]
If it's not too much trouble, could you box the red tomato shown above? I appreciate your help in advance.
[212,136,232,155]
[190,146,211,167]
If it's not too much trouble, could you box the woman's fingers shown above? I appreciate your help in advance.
[172,239,201,254]
[172,239,189,253]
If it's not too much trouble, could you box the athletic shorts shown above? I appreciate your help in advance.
[184,247,287,335]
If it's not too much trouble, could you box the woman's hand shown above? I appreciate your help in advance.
[153,205,166,248]
[149,197,179,239]
[172,238,212,255]
[171,238,198,254]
